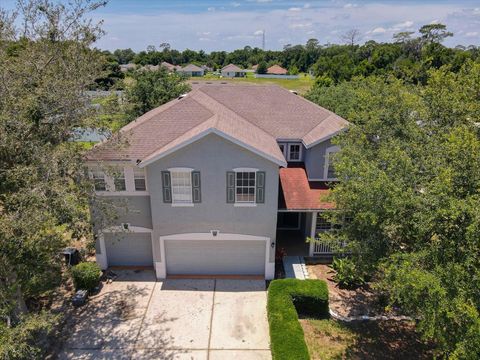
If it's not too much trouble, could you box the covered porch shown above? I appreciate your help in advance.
[277,166,339,259]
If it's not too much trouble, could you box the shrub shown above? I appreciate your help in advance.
[70,262,101,291]
[268,279,329,360]
[332,257,365,289]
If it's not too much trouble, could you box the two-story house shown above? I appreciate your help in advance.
[87,84,349,280]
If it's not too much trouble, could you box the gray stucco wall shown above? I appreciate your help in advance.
[92,195,152,253]
[304,138,333,180]
[146,133,279,263]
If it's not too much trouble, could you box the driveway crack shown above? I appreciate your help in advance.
[206,279,216,360]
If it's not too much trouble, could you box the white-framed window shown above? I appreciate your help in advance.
[324,146,340,180]
[235,171,256,203]
[92,170,106,191]
[288,144,302,161]
[134,169,146,191]
[171,169,193,204]
[113,171,126,191]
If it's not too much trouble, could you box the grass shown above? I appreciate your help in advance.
[191,73,314,94]
[301,318,435,360]
[267,279,329,360]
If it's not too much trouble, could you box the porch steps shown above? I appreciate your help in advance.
[283,256,309,280]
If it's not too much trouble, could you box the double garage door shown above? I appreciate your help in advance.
[165,239,266,276]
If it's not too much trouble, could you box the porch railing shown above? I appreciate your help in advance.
[312,238,347,255]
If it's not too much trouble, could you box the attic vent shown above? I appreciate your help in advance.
[289,90,298,95]
[177,93,188,100]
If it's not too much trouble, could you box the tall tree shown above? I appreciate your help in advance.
[0,0,106,357]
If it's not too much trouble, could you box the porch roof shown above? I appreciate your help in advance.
[279,167,335,211]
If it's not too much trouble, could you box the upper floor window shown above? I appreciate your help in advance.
[171,170,193,204]
[113,171,126,191]
[92,170,106,191]
[134,169,146,191]
[325,146,340,180]
[235,171,256,203]
[288,144,302,161]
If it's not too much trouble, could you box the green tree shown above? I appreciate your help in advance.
[419,23,453,44]
[125,67,191,119]
[256,61,268,74]
[306,62,480,357]
[0,0,106,358]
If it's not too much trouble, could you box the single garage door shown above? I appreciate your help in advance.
[105,232,153,267]
[165,240,266,276]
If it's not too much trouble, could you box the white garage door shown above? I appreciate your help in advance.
[105,233,153,267]
[165,240,266,276]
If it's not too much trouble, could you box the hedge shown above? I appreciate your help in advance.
[71,262,101,292]
[267,279,329,360]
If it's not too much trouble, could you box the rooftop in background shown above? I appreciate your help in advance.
[267,65,288,75]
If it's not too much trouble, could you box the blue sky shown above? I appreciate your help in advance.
[3,1,480,51]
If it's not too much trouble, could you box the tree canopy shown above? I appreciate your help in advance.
[306,61,480,358]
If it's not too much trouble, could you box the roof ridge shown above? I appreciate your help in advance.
[196,86,281,141]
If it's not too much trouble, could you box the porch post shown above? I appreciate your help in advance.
[309,212,317,256]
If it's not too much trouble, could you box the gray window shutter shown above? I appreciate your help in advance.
[161,171,172,203]
[226,171,235,203]
[256,171,265,204]
[192,171,201,203]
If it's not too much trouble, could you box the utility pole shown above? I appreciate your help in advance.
[262,29,265,50]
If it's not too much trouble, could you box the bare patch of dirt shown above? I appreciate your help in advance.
[308,264,390,318]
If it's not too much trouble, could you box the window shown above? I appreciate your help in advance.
[325,146,340,180]
[171,170,192,204]
[92,170,106,191]
[288,144,301,161]
[235,171,256,203]
[113,171,126,191]
[278,143,286,157]
[134,169,146,191]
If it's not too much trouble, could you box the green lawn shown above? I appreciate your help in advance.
[193,73,314,94]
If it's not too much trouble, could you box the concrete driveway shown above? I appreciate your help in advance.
[59,270,271,359]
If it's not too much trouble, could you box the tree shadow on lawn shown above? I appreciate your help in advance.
[344,320,435,360]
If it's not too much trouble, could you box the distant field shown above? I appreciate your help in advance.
[191,73,314,95]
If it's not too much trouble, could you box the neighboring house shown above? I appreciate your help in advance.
[160,61,182,72]
[251,64,258,72]
[221,64,246,78]
[267,64,288,75]
[119,63,137,72]
[177,64,204,77]
[201,64,213,73]
[86,84,349,280]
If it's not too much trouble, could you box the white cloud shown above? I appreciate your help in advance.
[198,37,212,41]
[207,7,215,12]
[344,3,358,8]
[289,7,302,12]
[290,22,312,29]
[231,2,241,7]
[304,3,311,9]
[466,31,478,37]
[370,27,387,34]
[307,30,315,35]
[393,20,414,30]
[254,30,264,36]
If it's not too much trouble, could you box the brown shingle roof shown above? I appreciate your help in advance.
[267,65,288,75]
[87,84,348,166]
[179,64,203,72]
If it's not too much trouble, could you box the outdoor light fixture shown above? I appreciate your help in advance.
[211,230,219,237]
[271,242,275,248]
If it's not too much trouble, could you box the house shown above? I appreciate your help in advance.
[251,64,258,71]
[160,61,180,72]
[86,85,349,280]
[119,63,137,72]
[221,64,246,78]
[267,64,288,75]
[176,64,204,77]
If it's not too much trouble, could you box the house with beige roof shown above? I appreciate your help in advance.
[176,64,204,77]
[87,84,349,280]
[221,64,246,78]
[267,64,288,75]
